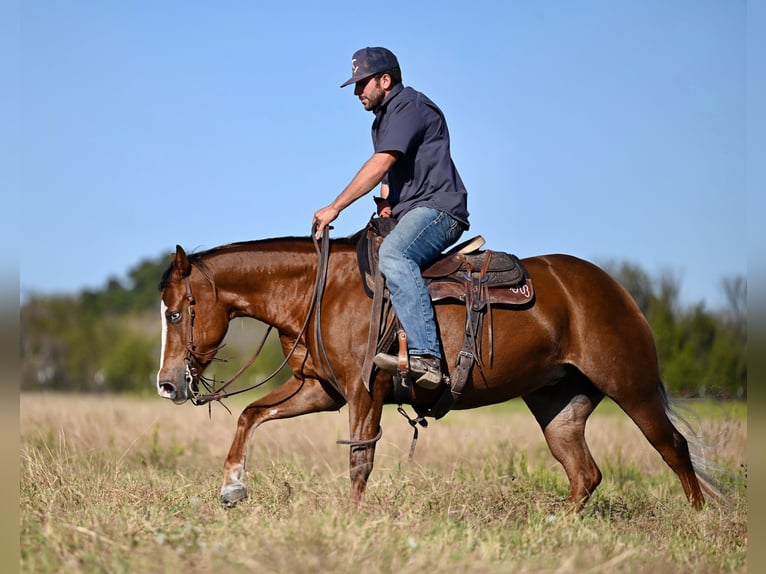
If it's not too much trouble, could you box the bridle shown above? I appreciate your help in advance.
[176,228,346,409]
[179,273,274,407]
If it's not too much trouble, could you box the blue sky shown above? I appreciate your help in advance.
[7,1,755,310]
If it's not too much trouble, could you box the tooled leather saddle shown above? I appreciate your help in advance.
[355,217,535,419]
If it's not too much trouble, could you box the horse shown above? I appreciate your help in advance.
[156,235,713,511]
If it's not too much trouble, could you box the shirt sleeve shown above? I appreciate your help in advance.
[374,98,426,156]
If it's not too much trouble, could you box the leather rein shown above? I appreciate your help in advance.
[181,228,347,408]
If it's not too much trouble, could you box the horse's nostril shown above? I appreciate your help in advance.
[159,382,176,397]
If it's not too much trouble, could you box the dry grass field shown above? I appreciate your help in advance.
[20,393,746,573]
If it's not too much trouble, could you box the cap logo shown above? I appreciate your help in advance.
[351,58,358,74]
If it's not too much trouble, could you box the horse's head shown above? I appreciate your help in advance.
[156,245,229,404]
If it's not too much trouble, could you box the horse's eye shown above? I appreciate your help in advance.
[167,311,182,323]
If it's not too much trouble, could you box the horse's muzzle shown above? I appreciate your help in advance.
[157,380,185,404]
[157,359,201,404]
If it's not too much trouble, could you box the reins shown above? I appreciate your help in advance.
[310,226,341,396]
[182,227,347,408]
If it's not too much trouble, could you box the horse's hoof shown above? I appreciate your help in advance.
[220,482,248,508]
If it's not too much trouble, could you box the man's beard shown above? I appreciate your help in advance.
[362,85,385,111]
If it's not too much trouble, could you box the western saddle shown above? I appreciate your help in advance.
[356,217,535,419]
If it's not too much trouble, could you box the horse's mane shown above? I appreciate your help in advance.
[158,234,360,292]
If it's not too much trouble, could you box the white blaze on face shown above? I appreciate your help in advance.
[158,301,168,384]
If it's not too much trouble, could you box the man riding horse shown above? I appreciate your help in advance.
[313,46,469,390]
[156,46,715,511]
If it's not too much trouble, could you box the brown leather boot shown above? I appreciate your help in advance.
[373,353,443,390]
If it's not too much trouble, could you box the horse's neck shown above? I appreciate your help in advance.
[208,240,351,332]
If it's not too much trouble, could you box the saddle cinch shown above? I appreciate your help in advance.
[356,217,535,419]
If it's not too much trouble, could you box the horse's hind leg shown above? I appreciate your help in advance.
[221,375,342,507]
[612,386,705,508]
[523,372,604,512]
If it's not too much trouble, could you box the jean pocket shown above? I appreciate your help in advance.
[447,216,463,242]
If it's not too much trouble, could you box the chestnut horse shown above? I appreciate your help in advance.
[156,236,711,510]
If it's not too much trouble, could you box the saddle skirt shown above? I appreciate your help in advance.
[355,217,535,307]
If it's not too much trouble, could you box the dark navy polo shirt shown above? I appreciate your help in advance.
[372,84,469,228]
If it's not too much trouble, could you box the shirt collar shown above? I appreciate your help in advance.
[374,83,405,114]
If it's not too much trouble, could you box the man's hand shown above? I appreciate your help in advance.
[374,196,392,218]
[313,205,340,238]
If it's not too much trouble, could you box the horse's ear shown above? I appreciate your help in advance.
[173,245,192,278]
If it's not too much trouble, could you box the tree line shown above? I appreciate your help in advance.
[20,254,747,399]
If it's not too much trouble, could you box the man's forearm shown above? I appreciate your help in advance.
[330,152,398,210]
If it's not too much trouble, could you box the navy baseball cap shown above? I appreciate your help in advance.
[340,47,399,88]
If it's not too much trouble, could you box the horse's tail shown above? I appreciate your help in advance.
[657,381,728,505]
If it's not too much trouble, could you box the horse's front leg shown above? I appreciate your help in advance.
[345,373,388,506]
[221,375,342,507]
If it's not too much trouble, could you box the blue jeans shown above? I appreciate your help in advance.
[378,207,464,359]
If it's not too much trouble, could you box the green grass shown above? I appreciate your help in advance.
[20,394,746,573]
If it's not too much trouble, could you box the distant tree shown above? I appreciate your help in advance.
[21,294,97,391]
[20,296,75,389]
[99,321,159,392]
[708,275,747,398]
[721,275,747,336]
[125,256,172,311]
[602,260,653,314]
[604,261,746,399]
[77,254,171,317]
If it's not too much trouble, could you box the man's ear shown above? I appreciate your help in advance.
[380,73,392,90]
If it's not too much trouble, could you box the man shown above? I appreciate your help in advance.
[313,46,469,389]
